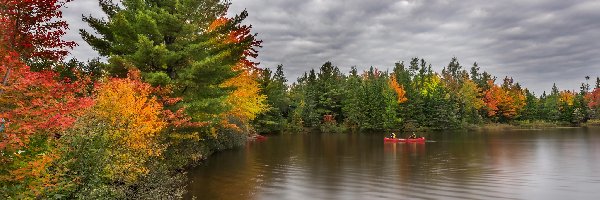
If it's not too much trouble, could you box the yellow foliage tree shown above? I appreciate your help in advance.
[93,70,166,182]
[209,16,267,126]
[559,90,575,106]
[216,67,267,138]
[459,79,484,110]
[222,66,268,122]
[420,74,443,97]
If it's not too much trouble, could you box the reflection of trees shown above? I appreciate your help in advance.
[186,134,311,199]
[185,142,261,200]
[187,129,600,199]
[386,131,519,195]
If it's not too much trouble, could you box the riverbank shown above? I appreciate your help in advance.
[467,120,580,131]
[582,119,600,127]
[290,120,589,134]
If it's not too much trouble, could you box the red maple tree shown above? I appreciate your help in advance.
[0,49,94,150]
[0,0,91,150]
[0,0,76,62]
[586,88,600,109]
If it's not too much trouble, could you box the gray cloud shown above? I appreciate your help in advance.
[62,0,600,94]
[62,0,105,62]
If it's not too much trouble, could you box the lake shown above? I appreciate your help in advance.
[186,128,600,199]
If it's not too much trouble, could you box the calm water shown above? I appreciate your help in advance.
[186,128,600,200]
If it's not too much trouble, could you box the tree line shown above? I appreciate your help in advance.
[255,58,600,133]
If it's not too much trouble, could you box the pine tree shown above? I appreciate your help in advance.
[520,89,539,120]
[544,84,561,121]
[341,67,364,129]
[315,62,344,122]
[254,65,290,133]
[80,0,261,123]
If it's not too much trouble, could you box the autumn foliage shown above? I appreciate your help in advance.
[0,43,93,197]
[1,0,264,198]
[585,88,600,109]
[7,0,600,198]
[91,70,166,182]
[483,80,526,120]
[0,51,93,151]
[209,16,262,69]
[559,90,575,106]
[0,0,76,61]
[94,71,165,153]
[222,68,268,121]
[211,16,267,122]
[389,76,408,103]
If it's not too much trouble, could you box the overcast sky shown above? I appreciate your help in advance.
[62,0,600,94]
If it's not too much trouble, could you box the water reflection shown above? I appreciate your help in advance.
[186,128,600,200]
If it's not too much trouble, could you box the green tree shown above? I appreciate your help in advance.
[341,67,365,129]
[80,0,261,124]
[520,89,539,120]
[254,65,290,133]
[540,84,561,121]
[315,62,344,122]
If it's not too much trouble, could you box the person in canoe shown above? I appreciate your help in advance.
[408,132,417,139]
[389,132,396,139]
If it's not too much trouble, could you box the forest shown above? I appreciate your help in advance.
[2,0,600,199]
[256,59,600,134]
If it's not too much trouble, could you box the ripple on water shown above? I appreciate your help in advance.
[187,130,600,200]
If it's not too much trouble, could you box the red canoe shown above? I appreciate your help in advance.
[384,137,425,143]
[248,135,267,141]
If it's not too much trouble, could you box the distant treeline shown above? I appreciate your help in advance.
[255,58,600,133]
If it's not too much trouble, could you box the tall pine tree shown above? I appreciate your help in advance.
[80,0,261,124]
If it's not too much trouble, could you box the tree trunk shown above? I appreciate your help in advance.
[1,68,10,94]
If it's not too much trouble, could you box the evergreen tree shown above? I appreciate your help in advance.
[80,0,261,123]
[341,67,365,129]
[576,79,591,123]
[543,84,561,121]
[315,62,344,122]
[470,62,480,83]
[393,60,419,128]
[254,65,290,133]
[520,89,539,120]
[382,75,401,130]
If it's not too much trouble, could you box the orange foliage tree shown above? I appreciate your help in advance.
[389,76,408,103]
[483,81,501,117]
[559,90,575,107]
[91,70,166,182]
[483,80,525,121]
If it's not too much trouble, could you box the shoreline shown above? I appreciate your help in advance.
[284,120,600,134]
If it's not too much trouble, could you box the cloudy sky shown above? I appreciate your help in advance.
[62,0,600,94]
